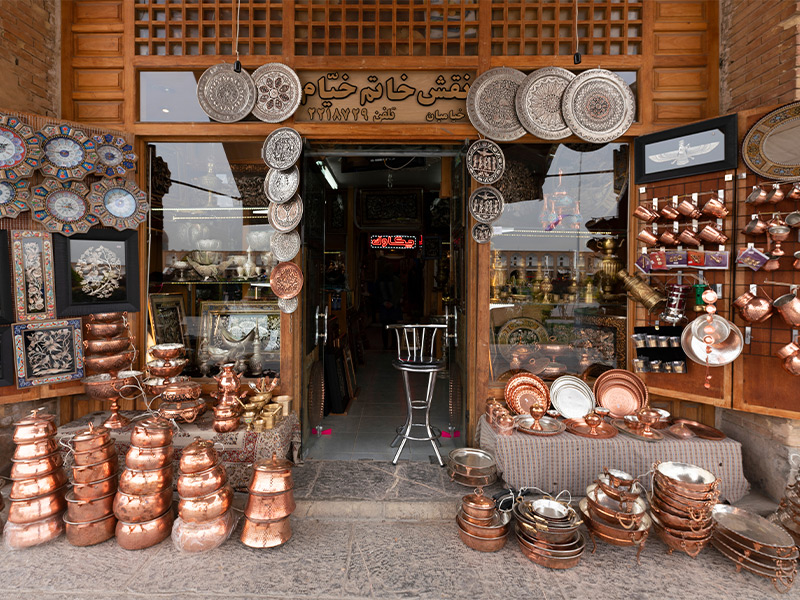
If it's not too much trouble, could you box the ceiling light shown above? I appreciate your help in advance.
[161,108,170,113]
[316,160,338,190]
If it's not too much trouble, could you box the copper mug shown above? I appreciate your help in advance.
[776,342,800,360]
[763,255,781,271]
[698,224,728,244]
[788,183,800,201]
[746,185,769,205]
[786,211,800,228]
[660,205,681,220]
[701,197,729,218]
[637,229,659,247]
[793,251,800,270]
[659,230,679,246]
[677,228,701,247]
[766,184,785,204]
[633,205,660,223]
[783,355,800,376]
[677,200,702,219]
[733,290,773,323]
[742,217,768,236]
[774,292,800,327]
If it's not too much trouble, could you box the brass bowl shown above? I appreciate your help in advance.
[125,443,173,471]
[12,412,57,443]
[118,464,174,495]
[12,437,58,460]
[456,519,509,552]
[72,423,112,452]
[178,484,233,523]
[85,321,129,340]
[244,489,296,521]
[3,512,64,549]
[72,455,119,483]
[66,489,116,522]
[130,420,174,448]
[90,311,127,323]
[84,336,132,356]
[73,440,117,466]
[240,515,292,548]
[116,508,174,550]
[10,470,67,500]
[113,487,174,523]
[173,509,235,553]
[177,462,228,499]
[147,359,188,379]
[179,438,219,474]
[149,343,186,361]
[64,513,117,547]
[85,350,135,376]
[7,486,67,524]
[10,451,63,480]
[72,473,118,500]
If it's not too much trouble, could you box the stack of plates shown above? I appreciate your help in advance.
[513,497,586,569]
[446,448,497,488]
[593,369,647,418]
[504,373,550,415]
[550,375,594,419]
[456,488,511,552]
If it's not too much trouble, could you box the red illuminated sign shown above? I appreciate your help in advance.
[370,234,420,250]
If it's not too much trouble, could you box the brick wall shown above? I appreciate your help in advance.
[0,0,60,117]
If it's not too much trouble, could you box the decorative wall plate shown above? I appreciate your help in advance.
[251,63,302,123]
[561,69,636,143]
[0,179,30,219]
[11,230,56,322]
[262,127,302,170]
[13,318,84,388]
[269,261,304,299]
[87,177,149,231]
[263,165,300,204]
[515,67,575,140]
[271,229,301,262]
[93,134,137,177]
[468,185,505,224]
[742,101,800,181]
[471,222,492,244]
[466,67,527,141]
[0,115,43,181]
[496,317,549,360]
[38,124,98,181]
[31,179,97,236]
[268,195,303,232]
[466,140,505,184]
[277,296,298,314]
[196,62,257,123]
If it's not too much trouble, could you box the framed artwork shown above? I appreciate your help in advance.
[359,188,423,229]
[148,293,188,348]
[53,229,140,317]
[342,343,357,401]
[198,301,281,361]
[0,231,14,324]
[423,235,442,260]
[11,230,56,322]
[634,115,738,184]
[0,326,14,387]
[13,318,84,388]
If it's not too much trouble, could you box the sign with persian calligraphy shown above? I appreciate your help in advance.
[298,71,474,124]
[370,234,420,250]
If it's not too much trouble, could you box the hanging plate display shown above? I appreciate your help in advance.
[468,185,504,224]
[561,69,636,144]
[271,229,301,262]
[31,179,97,236]
[0,115,43,181]
[87,177,149,231]
[277,296,299,314]
[466,67,527,141]
[0,179,31,219]
[515,67,575,140]
[251,63,302,123]
[262,127,302,170]
[38,124,98,181]
[196,62,257,123]
[471,222,492,244]
[496,317,549,361]
[466,140,505,185]
[263,165,300,204]
[93,134,137,177]
[742,101,800,181]
[268,195,303,232]
[269,261,304,299]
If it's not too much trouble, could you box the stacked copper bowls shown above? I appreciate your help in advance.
[113,417,175,549]
[173,438,235,552]
[4,410,67,548]
[241,453,295,548]
[649,460,719,558]
[456,488,510,552]
[512,495,586,568]
[446,448,498,487]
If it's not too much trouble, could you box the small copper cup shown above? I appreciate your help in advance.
[701,197,729,218]
[746,185,769,205]
[742,217,768,236]
[637,229,659,247]
[659,230,679,246]
[774,292,800,327]
[633,205,660,223]
[698,224,728,244]
[660,205,681,220]
[763,255,781,271]
[677,228,701,247]
[766,184,785,204]
[793,251,800,270]
[677,200,702,219]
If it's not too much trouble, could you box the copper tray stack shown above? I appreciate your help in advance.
[649,461,719,557]
[774,474,800,546]
[446,448,498,487]
[512,496,586,568]
[241,454,295,548]
[456,488,511,552]
[64,423,118,546]
[113,417,175,549]
[174,438,235,552]
[4,410,67,548]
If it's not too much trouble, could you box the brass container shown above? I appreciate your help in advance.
[116,509,174,550]
[83,336,132,356]
[118,464,174,495]
[73,440,117,466]
[173,509,235,553]
[130,419,174,448]
[85,321,129,340]
[244,489,296,521]
[66,490,116,522]
[240,515,292,548]
[617,270,666,314]
[10,469,67,499]
[10,451,63,479]
[12,411,57,443]
[7,486,68,524]
[90,311,127,323]
[113,487,173,523]
[249,454,294,494]
[12,437,58,460]
[64,513,117,547]
[179,438,219,474]
[177,462,228,499]
[178,484,233,523]
[85,349,136,376]
[72,455,119,483]
[3,512,64,549]
[125,443,173,471]
[72,473,118,500]
[72,423,112,452]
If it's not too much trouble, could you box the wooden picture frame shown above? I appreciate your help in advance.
[148,293,188,348]
[342,343,357,400]
[0,326,14,387]
[0,231,14,325]
[358,188,423,229]
[13,318,84,388]
[11,230,55,322]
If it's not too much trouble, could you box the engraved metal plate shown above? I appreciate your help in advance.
[87,177,149,231]
[468,186,504,224]
[30,179,97,236]
[0,179,30,219]
[466,140,505,185]
[269,261,304,299]
[466,67,527,141]
[0,114,43,181]
[561,69,636,144]
[271,229,301,262]
[252,63,302,123]
[515,67,575,140]
[471,222,492,244]
[268,195,303,233]
[262,127,302,170]
[278,296,298,314]
[264,166,300,204]
[196,62,257,123]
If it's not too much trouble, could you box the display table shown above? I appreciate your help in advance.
[59,410,301,491]
[478,416,750,503]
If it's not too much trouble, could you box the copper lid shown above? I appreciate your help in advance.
[135,417,173,432]
[14,409,57,427]
[253,452,294,473]
[462,487,495,510]
[183,438,215,456]
[72,422,109,443]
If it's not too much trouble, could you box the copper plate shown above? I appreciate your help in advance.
[504,373,549,414]
[268,194,303,232]
[510,385,549,416]
[269,261,304,299]
[612,418,664,442]
[515,415,565,436]
[672,418,726,441]
[565,418,618,439]
[593,370,646,418]
[550,375,595,419]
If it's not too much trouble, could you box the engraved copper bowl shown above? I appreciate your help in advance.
[161,381,202,402]
[66,489,116,522]
[178,484,233,523]
[118,464,174,495]
[12,437,58,461]
[177,462,228,499]
[116,508,174,550]
[84,336,132,356]
[125,443,173,471]
[130,419,174,448]
[72,473,118,500]
[654,472,720,502]
[142,375,190,396]
[85,321,129,340]
[150,343,186,361]
[240,516,292,548]
[72,423,112,452]
[461,488,496,520]
[654,461,718,492]
[173,510,236,553]
[113,487,173,523]
[85,350,135,376]
[3,512,64,549]
[158,398,207,424]
[179,438,219,474]
[90,312,127,323]
[147,359,188,379]
[10,470,67,499]
[64,513,117,547]
[213,416,240,433]
[578,498,651,544]
[73,439,116,466]
[456,510,511,539]
[7,486,68,524]
[10,451,63,479]
[244,489,296,521]
[650,512,710,557]
[83,373,125,400]
[586,484,646,529]
[12,411,57,443]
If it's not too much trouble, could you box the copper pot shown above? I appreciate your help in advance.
[249,454,294,494]
[72,454,119,483]
[244,489,296,521]
[130,419,174,448]
[84,336,132,356]
[73,473,118,500]
[659,230,679,246]
[677,200,702,219]
[456,510,511,539]
[158,398,207,424]
[177,462,228,499]
[457,521,509,552]
[12,437,58,461]
[85,321,129,339]
[116,508,174,550]
[90,311,127,323]
[633,205,660,223]
[734,291,773,324]
[179,438,219,474]
[768,214,787,228]
[701,197,729,218]
[461,488,496,520]
[119,464,174,495]
[697,224,728,244]
[788,183,800,201]
[7,486,67,524]
[742,217,769,236]
[677,228,701,247]
[113,487,173,523]
[660,205,681,220]
[143,375,190,396]
[83,373,125,400]
[150,343,186,361]
[213,416,240,433]
[85,349,135,376]
[774,293,800,327]
[161,381,202,403]
[3,512,64,549]
[636,228,659,247]
[64,513,117,546]
[126,443,173,470]
[10,470,67,499]
[10,451,63,479]
[73,439,116,466]
[147,359,188,378]
[213,403,240,419]
[72,422,112,452]
[66,489,116,522]
[240,515,292,548]
[178,484,233,523]
[173,509,235,553]
[786,212,800,228]
[12,411,57,443]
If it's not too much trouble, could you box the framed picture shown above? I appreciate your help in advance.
[13,318,84,388]
[423,235,442,260]
[0,231,14,324]
[198,301,281,367]
[53,229,140,317]
[359,188,423,229]
[11,230,56,322]
[342,343,357,401]
[148,293,188,348]
[634,115,738,184]
[0,326,14,387]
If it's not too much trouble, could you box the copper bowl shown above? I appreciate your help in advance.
[149,343,186,361]
[244,489,296,521]
[13,412,57,443]
[143,375,190,396]
[654,473,719,502]
[126,443,173,470]
[461,488,496,520]
[90,311,127,323]
[654,461,717,492]
[161,381,202,403]
[178,484,233,523]
[651,514,710,557]
[604,468,636,489]
[73,472,118,500]
[66,489,116,522]
[130,420,174,448]
[179,438,219,474]
[84,335,132,356]
[85,350,135,376]
[158,398,207,424]
[71,423,112,452]
[85,321,129,339]
[173,509,235,553]
[7,486,68,524]
[13,437,58,460]
[3,512,64,549]
[147,359,188,378]
[213,416,240,433]
[113,487,173,523]
[650,498,711,531]
[213,404,239,419]
[73,440,117,466]
[83,373,125,400]
[10,469,68,499]
[72,454,119,483]
[457,519,509,552]
[116,508,174,550]
[64,513,117,547]
[516,536,582,568]
[177,462,228,499]
[119,464,174,495]
[456,510,511,539]
[10,451,63,480]
[240,515,292,548]
[249,454,294,494]
[459,511,495,526]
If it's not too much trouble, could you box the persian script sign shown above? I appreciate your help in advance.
[298,71,474,124]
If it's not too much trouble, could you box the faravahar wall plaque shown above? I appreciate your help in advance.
[466,139,505,185]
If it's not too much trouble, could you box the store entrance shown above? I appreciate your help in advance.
[301,145,467,461]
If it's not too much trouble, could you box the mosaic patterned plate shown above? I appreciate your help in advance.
[262,127,302,170]
[196,62,257,123]
[515,67,575,140]
[269,261,304,299]
[466,67,527,141]
[466,139,505,185]
[561,69,636,144]
[471,222,492,244]
[271,229,301,262]
[31,179,97,236]
[87,177,149,231]
[277,296,299,314]
[268,195,303,232]
[0,115,43,181]
[264,165,300,204]
[468,185,504,224]
[251,63,302,123]
[495,317,549,361]
[38,124,98,181]
[0,179,31,219]
[742,100,800,181]
[93,134,137,177]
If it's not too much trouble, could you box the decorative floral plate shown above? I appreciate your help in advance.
[268,194,303,232]
[515,66,575,140]
[0,114,43,181]
[251,63,302,123]
[466,67,527,141]
[0,179,31,219]
[561,69,636,144]
[87,177,149,231]
[269,261,304,299]
[93,134,137,177]
[38,124,98,181]
[31,179,97,236]
[271,229,301,262]
[196,62,257,123]
[264,165,300,204]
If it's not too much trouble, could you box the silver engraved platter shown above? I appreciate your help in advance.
[278,296,299,314]
[271,229,301,262]
[252,63,302,123]
[466,67,527,141]
[264,165,300,204]
[515,67,575,140]
[468,186,504,224]
[466,140,505,184]
[471,222,492,244]
[0,179,30,219]
[561,69,636,143]
[269,195,303,233]
[262,127,302,170]
[196,62,257,123]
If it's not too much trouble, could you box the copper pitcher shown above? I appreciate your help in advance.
[766,184,785,204]
[783,355,800,376]
[659,230,679,246]
[698,224,728,244]
[788,183,800,201]
[774,292,800,327]
[742,217,768,236]
[746,185,769,205]
[637,229,659,247]
[677,228,701,247]
[214,363,241,395]
[660,205,681,220]
[633,205,660,223]
[734,289,773,323]
[763,255,781,271]
[677,200,702,219]
[776,342,800,360]
[701,196,729,218]
[793,251,800,270]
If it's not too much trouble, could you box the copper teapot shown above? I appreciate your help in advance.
[214,363,241,394]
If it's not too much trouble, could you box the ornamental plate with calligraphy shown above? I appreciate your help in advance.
[269,261,304,299]
[262,127,302,170]
[515,67,575,140]
[264,165,300,204]
[471,222,492,244]
[466,67,526,141]
[469,186,504,224]
[561,69,636,144]
[466,140,505,185]
[252,63,302,123]
[87,177,149,231]
[271,230,301,262]
[31,179,97,236]
[38,123,98,181]
[0,114,43,181]
[196,62,257,123]
[93,134,137,177]
[269,195,304,233]
[278,296,298,314]
[0,179,31,219]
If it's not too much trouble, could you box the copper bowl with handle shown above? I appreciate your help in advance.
[213,416,240,433]
[126,443,173,471]
[73,439,117,466]
[10,451,63,479]
[149,343,186,361]
[249,453,294,494]
[461,488,496,521]
[130,419,174,448]
[85,349,136,376]
[90,311,127,323]
[73,473,118,500]
[66,489,116,522]
[71,422,112,452]
[118,464,174,495]
[178,484,233,523]
[3,512,64,549]
[64,513,117,547]
[116,508,174,550]
[12,411,57,443]
[456,510,511,539]
[161,381,202,403]
[10,469,67,499]
[113,487,173,523]
[13,437,58,460]
[143,375,190,396]
[240,515,292,548]
[456,519,509,552]
[84,335,132,356]
[179,438,219,474]
[7,485,68,524]
[244,489,296,521]
[158,398,207,424]
[72,454,119,483]
[85,321,129,340]
[147,359,188,378]
[177,462,228,499]
[82,373,125,400]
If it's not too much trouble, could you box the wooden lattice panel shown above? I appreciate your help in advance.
[134,1,284,56]
[490,0,643,57]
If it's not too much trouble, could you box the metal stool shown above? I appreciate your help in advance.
[386,324,447,466]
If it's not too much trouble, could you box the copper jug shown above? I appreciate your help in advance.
[677,200,702,219]
[742,217,768,236]
[659,230,679,246]
[746,185,769,205]
[214,364,241,395]
[766,184,785,204]
[660,205,681,220]
[701,196,729,218]
[698,224,728,244]
[677,228,701,247]
[637,229,659,247]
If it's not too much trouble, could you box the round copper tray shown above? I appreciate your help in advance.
[515,415,565,436]
[612,419,664,442]
[564,418,618,439]
[504,373,549,414]
[593,370,647,418]
[510,385,549,416]
[269,262,304,299]
[672,418,725,441]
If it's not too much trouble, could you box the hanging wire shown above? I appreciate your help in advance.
[573,0,581,65]
[233,0,243,72]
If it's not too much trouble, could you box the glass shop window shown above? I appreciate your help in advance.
[488,143,629,385]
